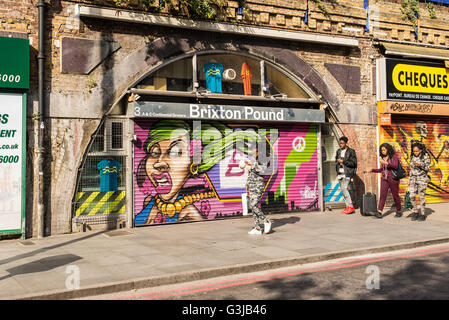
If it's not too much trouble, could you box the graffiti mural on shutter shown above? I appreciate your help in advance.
[380,116,449,203]
[133,119,318,226]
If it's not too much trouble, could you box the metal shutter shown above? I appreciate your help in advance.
[379,115,449,205]
[133,119,319,226]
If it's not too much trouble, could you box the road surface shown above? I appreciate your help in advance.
[81,243,449,300]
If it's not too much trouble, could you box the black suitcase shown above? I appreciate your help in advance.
[361,171,377,216]
[362,192,377,216]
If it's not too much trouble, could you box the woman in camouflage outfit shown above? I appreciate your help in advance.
[409,143,431,221]
[241,148,272,235]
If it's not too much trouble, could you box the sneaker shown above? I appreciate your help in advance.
[374,211,383,219]
[417,214,427,222]
[345,207,355,214]
[394,212,403,218]
[341,207,349,214]
[248,228,263,235]
[411,212,419,221]
[264,220,272,234]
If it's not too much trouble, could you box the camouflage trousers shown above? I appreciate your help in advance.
[409,175,429,214]
[247,178,269,229]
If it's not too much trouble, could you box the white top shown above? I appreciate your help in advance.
[337,148,346,179]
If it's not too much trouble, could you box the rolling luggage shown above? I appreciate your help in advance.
[361,171,377,216]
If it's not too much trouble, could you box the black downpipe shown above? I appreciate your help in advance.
[37,0,46,238]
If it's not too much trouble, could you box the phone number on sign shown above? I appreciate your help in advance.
[0,155,19,163]
[0,74,21,84]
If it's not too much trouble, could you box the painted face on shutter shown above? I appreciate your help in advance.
[145,135,191,201]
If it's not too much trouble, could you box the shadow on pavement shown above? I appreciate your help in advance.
[0,231,106,267]
[271,217,300,230]
[0,254,82,282]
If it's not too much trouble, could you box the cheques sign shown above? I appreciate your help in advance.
[377,58,449,103]
[0,93,25,232]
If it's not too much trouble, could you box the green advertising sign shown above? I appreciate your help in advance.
[0,37,29,90]
[0,92,26,237]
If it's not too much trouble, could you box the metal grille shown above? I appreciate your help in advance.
[111,122,123,149]
[73,119,127,217]
[90,122,105,153]
[379,115,449,205]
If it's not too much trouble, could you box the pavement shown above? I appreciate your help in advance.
[2,203,449,300]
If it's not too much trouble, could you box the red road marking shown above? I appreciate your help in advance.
[108,244,449,300]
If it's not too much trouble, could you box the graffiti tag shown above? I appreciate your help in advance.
[301,181,318,199]
[390,102,433,113]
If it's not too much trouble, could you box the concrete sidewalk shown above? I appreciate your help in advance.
[2,203,449,300]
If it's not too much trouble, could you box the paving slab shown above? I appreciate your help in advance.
[2,203,449,300]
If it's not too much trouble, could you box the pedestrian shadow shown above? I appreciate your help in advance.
[0,230,106,267]
[0,253,82,282]
[382,207,397,217]
[404,207,435,218]
[424,207,435,217]
[271,217,300,230]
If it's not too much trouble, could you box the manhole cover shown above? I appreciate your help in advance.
[103,230,133,238]
[18,240,36,246]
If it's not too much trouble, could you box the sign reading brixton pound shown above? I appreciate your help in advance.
[379,58,449,103]
[133,101,325,123]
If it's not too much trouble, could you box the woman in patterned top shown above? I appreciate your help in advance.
[240,147,272,235]
[408,142,431,221]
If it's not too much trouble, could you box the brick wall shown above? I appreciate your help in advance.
[1,0,448,235]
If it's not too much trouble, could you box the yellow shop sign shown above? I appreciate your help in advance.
[392,64,449,94]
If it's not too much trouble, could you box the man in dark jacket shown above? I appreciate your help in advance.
[335,136,357,214]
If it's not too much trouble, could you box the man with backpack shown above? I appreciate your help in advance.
[335,136,357,214]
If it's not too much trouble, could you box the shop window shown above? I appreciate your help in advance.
[264,64,309,98]
[197,54,261,96]
[73,118,127,217]
[321,125,346,208]
[134,52,313,99]
[137,57,193,92]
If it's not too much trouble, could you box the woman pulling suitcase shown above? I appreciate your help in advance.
[367,143,403,218]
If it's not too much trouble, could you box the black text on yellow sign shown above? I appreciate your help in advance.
[392,64,449,94]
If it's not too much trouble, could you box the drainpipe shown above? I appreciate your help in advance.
[36,0,46,238]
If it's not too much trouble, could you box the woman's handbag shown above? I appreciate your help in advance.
[392,162,406,180]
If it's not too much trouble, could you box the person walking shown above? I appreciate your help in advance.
[335,136,357,214]
[240,148,272,235]
[409,142,431,221]
[368,143,402,219]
